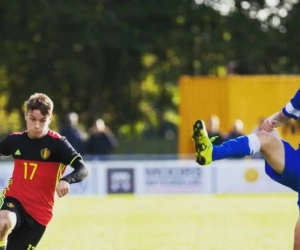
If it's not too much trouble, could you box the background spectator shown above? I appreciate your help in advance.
[207,115,225,145]
[226,119,245,140]
[86,119,118,160]
[60,112,85,154]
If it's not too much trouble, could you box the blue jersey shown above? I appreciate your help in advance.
[265,88,300,207]
[282,88,300,120]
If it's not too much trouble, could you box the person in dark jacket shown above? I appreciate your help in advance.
[86,119,118,160]
[60,112,84,154]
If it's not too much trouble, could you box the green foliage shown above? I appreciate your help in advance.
[0,0,298,144]
[0,68,21,133]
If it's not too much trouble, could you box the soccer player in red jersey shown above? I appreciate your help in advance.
[0,93,88,250]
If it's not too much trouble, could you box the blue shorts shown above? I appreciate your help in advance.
[265,140,300,195]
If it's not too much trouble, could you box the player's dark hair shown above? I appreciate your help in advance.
[24,93,53,116]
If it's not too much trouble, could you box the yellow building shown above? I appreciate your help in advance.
[178,76,300,155]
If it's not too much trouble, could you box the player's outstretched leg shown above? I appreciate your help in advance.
[192,119,261,165]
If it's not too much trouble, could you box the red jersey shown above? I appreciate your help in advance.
[0,130,81,226]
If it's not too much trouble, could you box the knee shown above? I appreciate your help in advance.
[0,211,16,233]
[256,130,278,151]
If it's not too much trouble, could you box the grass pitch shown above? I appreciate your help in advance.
[38,194,298,250]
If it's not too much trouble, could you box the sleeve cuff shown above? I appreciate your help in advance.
[282,106,299,120]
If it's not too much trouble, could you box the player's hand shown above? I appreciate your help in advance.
[260,119,277,132]
[56,180,70,198]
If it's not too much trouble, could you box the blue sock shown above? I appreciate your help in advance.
[212,136,251,161]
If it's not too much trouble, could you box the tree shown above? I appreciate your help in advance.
[0,0,298,142]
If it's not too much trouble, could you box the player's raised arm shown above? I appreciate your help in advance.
[282,88,300,120]
[261,88,300,132]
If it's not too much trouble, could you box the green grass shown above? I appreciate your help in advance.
[38,194,298,250]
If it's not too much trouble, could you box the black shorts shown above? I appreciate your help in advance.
[0,196,46,250]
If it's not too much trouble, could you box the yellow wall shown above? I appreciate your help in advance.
[178,75,300,155]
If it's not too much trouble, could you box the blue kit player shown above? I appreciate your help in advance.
[192,88,300,249]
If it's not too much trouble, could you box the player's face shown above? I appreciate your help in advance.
[25,109,52,139]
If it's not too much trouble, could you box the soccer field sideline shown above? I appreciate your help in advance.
[38,194,298,250]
